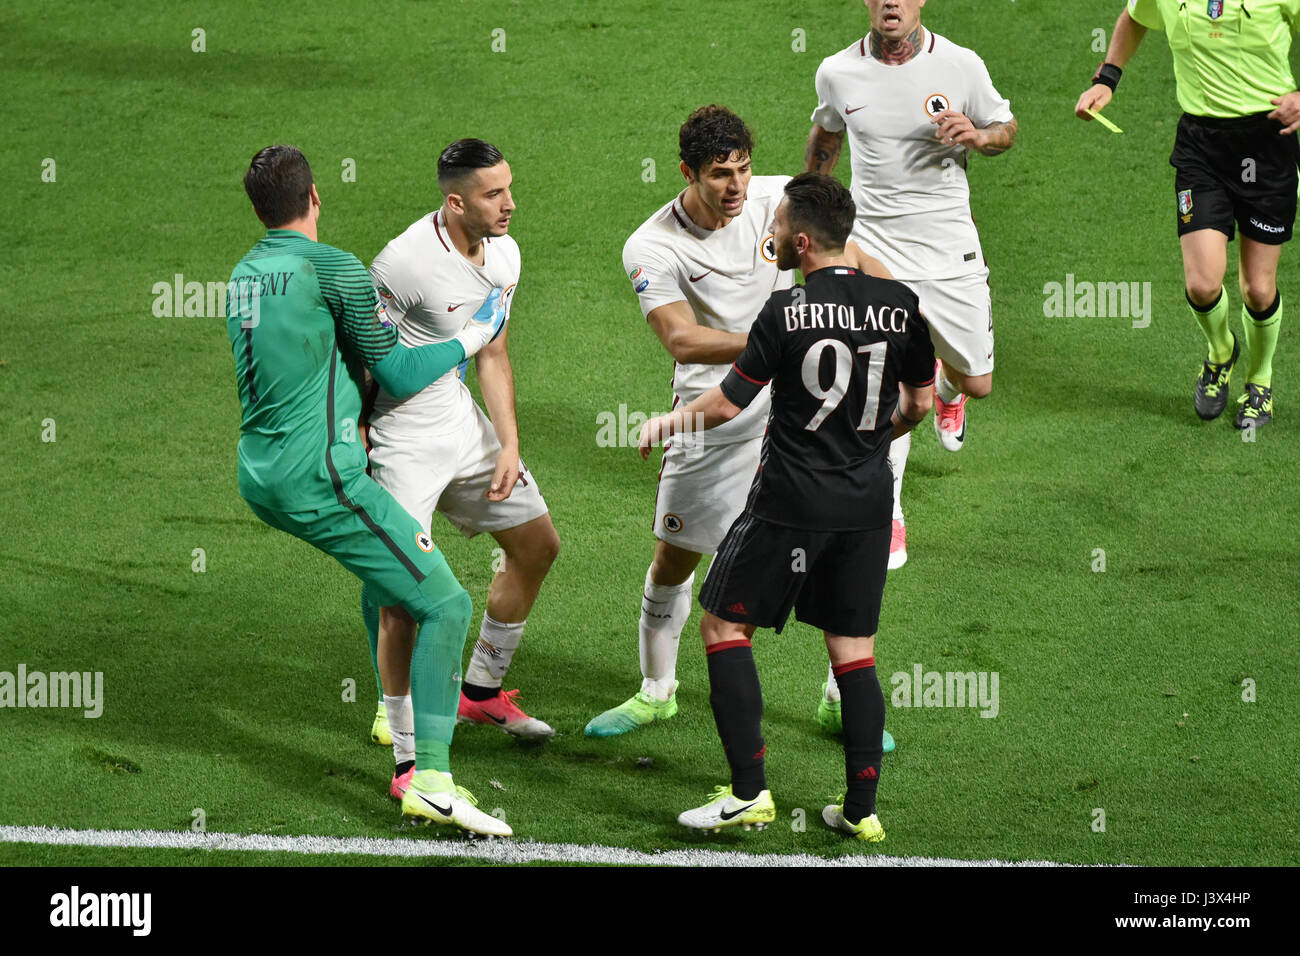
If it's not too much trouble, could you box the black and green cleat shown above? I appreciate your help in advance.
[1233,383,1273,430]
[1194,333,1239,421]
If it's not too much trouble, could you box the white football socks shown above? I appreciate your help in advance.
[384,694,414,766]
[936,368,962,404]
[639,567,693,700]
[464,615,525,689]
[888,431,910,522]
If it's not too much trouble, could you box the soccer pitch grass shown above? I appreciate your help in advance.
[1,0,1298,868]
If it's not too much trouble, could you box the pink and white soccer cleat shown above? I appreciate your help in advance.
[390,764,416,800]
[888,518,907,570]
[934,386,967,452]
[458,689,555,739]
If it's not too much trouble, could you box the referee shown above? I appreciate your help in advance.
[1076,0,1300,428]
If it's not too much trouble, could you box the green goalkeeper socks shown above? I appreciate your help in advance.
[1188,288,1234,364]
[410,581,472,774]
[1243,294,1282,388]
[361,585,382,700]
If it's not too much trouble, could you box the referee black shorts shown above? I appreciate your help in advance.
[699,512,890,638]
[1170,112,1300,244]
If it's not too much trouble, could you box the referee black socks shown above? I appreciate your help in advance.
[705,641,767,801]
[835,658,885,824]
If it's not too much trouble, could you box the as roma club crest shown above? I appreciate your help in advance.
[924,93,951,118]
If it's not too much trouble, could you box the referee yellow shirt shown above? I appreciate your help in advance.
[1129,0,1300,116]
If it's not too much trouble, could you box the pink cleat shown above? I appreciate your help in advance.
[390,764,416,800]
[458,689,555,739]
[888,518,907,570]
[934,378,967,452]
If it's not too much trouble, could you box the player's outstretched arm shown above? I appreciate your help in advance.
[637,386,740,459]
[804,125,845,175]
[844,240,894,278]
[647,301,749,365]
[890,382,934,438]
[1075,7,1148,120]
[363,288,507,400]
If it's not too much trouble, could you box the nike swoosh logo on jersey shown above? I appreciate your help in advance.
[689,270,713,283]
[448,303,464,312]
[720,802,758,821]
[416,792,453,816]
[845,105,866,114]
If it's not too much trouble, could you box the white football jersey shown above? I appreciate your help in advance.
[811,29,1013,280]
[621,174,794,445]
[368,209,520,426]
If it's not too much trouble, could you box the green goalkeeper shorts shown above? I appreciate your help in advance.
[245,472,463,618]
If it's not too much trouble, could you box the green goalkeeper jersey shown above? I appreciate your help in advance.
[226,229,397,511]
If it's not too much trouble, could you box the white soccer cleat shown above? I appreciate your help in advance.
[677,785,776,832]
[888,518,907,570]
[401,769,513,837]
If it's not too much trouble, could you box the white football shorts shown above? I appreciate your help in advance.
[906,269,994,378]
[653,433,762,555]
[368,392,548,540]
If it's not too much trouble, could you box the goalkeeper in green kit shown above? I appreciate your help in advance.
[226,145,511,836]
[1076,0,1300,428]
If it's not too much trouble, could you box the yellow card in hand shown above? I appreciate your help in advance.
[1086,108,1123,134]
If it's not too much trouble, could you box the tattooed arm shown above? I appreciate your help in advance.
[803,124,845,175]
[932,112,1018,157]
[974,117,1018,156]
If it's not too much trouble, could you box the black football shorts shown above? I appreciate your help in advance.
[1170,112,1299,244]
[700,513,890,637]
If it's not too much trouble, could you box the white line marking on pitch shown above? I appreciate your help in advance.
[0,825,1077,867]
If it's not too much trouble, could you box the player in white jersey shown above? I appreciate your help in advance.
[584,105,897,744]
[363,140,562,795]
[804,0,1016,728]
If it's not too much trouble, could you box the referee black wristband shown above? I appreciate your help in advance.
[1092,63,1122,92]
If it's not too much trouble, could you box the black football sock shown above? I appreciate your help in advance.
[836,658,884,824]
[706,641,766,801]
[394,760,415,777]
[461,681,499,702]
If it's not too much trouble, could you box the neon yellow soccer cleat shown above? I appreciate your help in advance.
[816,684,895,753]
[584,684,678,737]
[822,802,885,843]
[401,769,513,838]
[677,785,776,833]
[370,701,391,746]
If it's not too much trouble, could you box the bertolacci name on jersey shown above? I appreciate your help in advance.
[782,302,910,334]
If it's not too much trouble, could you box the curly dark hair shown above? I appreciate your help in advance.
[679,105,754,174]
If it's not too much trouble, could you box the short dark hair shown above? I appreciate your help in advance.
[782,173,856,251]
[437,138,505,194]
[679,105,754,174]
[244,145,314,228]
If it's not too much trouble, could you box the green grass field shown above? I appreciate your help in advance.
[2,0,1298,867]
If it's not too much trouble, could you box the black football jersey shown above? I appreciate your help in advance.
[720,266,935,531]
